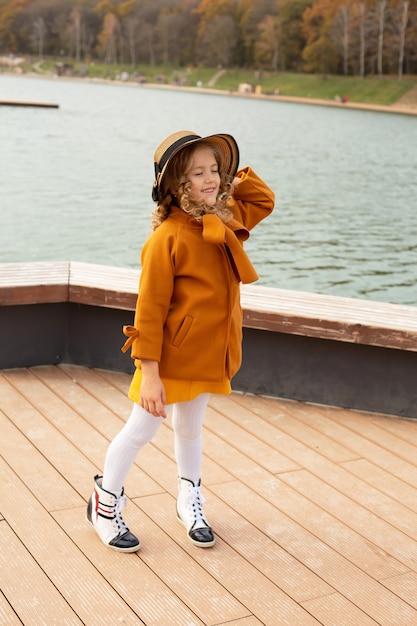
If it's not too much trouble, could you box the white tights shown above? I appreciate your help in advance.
[102,393,209,493]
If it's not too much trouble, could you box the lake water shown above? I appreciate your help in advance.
[1,74,417,305]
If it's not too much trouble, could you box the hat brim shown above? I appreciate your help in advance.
[153,132,239,202]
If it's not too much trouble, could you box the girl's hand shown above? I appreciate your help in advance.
[232,176,241,187]
[140,360,167,418]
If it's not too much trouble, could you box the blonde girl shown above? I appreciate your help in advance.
[87,131,274,552]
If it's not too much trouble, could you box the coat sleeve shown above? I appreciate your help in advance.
[123,227,176,362]
[230,166,275,231]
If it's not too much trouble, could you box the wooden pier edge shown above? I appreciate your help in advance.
[0,99,59,108]
[1,260,416,352]
[1,261,416,417]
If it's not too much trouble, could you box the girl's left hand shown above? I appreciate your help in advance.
[140,359,167,418]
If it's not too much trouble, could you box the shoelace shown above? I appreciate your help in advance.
[114,494,128,533]
[187,486,208,525]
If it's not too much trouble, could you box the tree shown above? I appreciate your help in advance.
[330,2,352,75]
[403,0,417,74]
[255,14,280,70]
[394,0,410,79]
[196,14,236,66]
[156,11,183,65]
[0,0,33,51]
[280,0,312,71]
[32,14,46,58]
[376,0,387,76]
[352,1,368,77]
[96,11,119,63]
[133,0,160,66]
[68,8,81,61]
[302,0,339,73]
[236,0,280,66]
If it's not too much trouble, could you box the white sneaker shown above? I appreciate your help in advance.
[176,477,215,547]
[86,475,140,552]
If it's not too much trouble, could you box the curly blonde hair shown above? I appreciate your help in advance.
[151,141,235,230]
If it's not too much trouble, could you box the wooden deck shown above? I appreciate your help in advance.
[1,365,417,625]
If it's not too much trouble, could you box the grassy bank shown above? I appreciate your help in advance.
[215,70,415,105]
[9,59,417,106]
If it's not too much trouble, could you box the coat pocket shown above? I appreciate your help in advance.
[171,315,193,348]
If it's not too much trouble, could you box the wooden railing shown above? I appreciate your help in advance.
[1,261,417,352]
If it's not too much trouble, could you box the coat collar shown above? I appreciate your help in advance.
[202,214,258,284]
[167,206,258,284]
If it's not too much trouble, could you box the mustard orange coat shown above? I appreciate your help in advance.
[122,166,274,385]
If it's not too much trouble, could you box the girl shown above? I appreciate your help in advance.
[87,130,275,552]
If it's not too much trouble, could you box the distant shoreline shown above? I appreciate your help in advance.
[155,81,417,117]
[4,70,417,117]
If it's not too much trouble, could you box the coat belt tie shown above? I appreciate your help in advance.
[121,325,139,353]
[202,214,258,284]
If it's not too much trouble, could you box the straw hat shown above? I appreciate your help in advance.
[152,130,240,202]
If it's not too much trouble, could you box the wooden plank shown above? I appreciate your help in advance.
[0,261,69,305]
[280,469,417,565]
[228,394,417,542]
[358,410,417,441]
[381,571,417,610]
[301,592,379,625]
[0,407,84,511]
[69,283,137,310]
[0,576,26,626]
[0,283,68,305]
[218,615,264,626]
[241,284,417,330]
[320,406,417,466]
[208,394,359,464]
[340,459,417,514]
[0,261,69,285]
[95,366,132,395]
[69,261,138,310]
[0,521,82,625]
[57,362,133,416]
[202,405,300,473]
[0,99,59,108]
[0,458,142,624]
[197,493,335,604]
[231,392,417,488]
[212,480,416,624]
[203,430,408,580]
[69,261,139,293]
[1,366,159,500]
[242,308,417,350]
[0,370,107,499]
[138,492,321,625]
[54,506,210,625]
[240,284,417,351]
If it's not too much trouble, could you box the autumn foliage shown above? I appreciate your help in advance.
[0,0,416,77]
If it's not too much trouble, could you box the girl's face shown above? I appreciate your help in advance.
[186,146,220,206]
